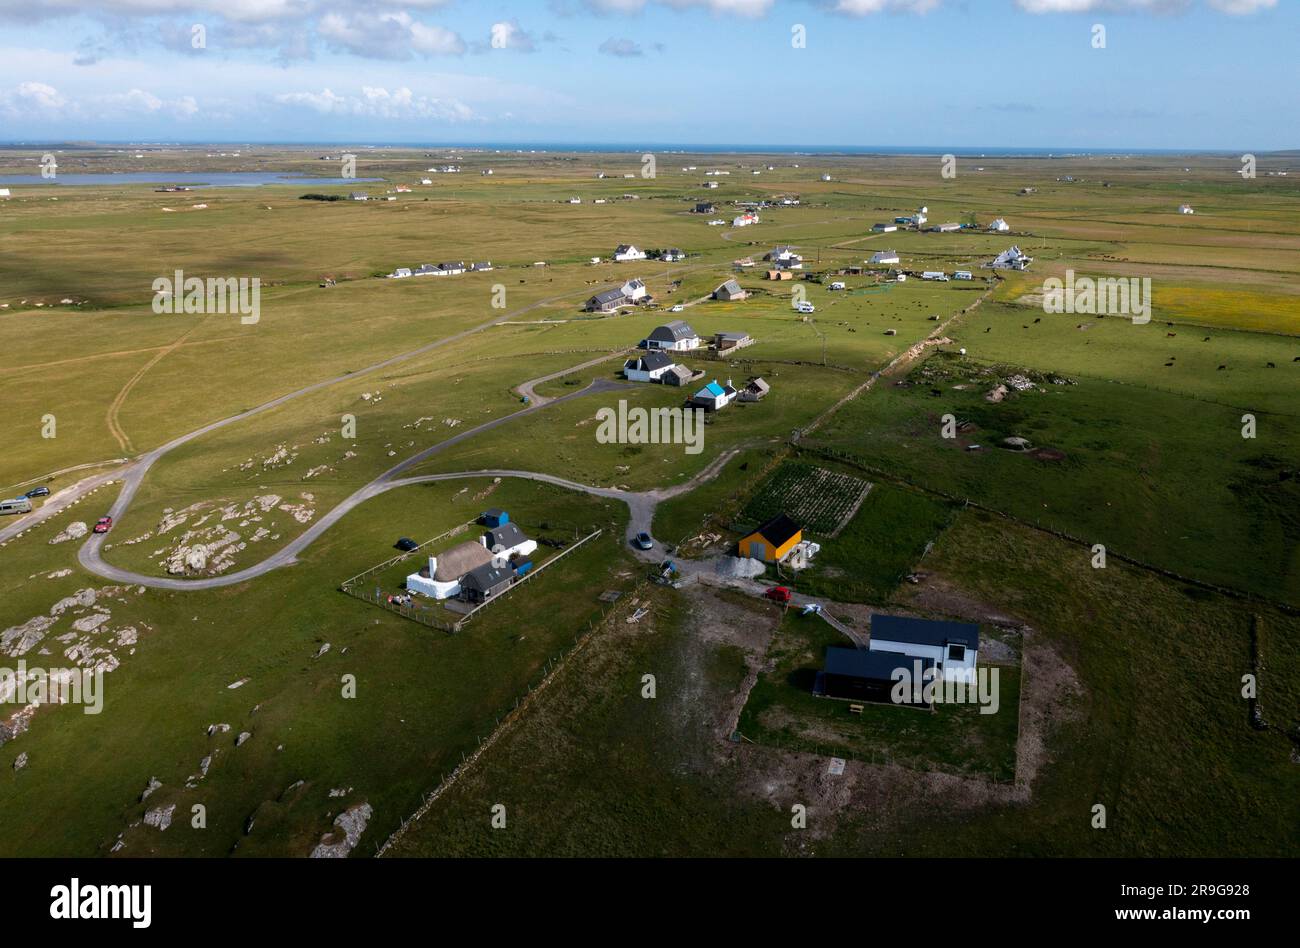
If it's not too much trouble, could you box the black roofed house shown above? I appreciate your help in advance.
[624,350,677,382]
[586,288,628,313]
[868,614,980,684]
[470,261,493,271]
[661,248,686,262]
[459,562,516,603]
[644,320,701,352]
[713,279,748,301]
[437,261,466,276]
[813,646,934,706]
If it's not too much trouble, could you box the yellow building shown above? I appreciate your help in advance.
[740,514,803,563]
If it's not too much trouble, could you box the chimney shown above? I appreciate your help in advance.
[428,555,437,576]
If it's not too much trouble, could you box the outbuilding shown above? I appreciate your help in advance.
[739,513,802,563]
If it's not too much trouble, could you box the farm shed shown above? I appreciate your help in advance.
[814,646,934,705]
[662,365,694,387]
[740,514,803,563]
[739,378,770,402]
[714,331,752,352]
[586,288,628,313]
[713,279,748,301]
[869,614,980,684]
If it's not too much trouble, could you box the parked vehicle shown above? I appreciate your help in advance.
[93,516,113,534]
[764,586,792,603]
[795,301,816,314]
[829,282,846,291]
[0,497,33,516]
[394,537,419,552]
[670,304,685,313]
[634,531,654,550]
[24,486,50,498]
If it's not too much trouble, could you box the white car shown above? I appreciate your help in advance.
[670,305,685,313]
[829,282,846,291]
[795,301,816,314]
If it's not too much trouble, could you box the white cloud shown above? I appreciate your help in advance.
[318,11,464,59]
[1206,0,1276,12]
[829,0,942,14]
[274,85,472,121]
[580,0,775,16]
[1013,0,1187,11]
[598,36,644,56]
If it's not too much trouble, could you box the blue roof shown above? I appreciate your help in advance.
[870,614,979,650]
[697,381,725,398]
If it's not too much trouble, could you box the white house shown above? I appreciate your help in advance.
[732,212,759,227]
[0,188,12,198]
[644,320,701,351]
[989,218,1011,232]
[661,248,686,262]
[389,267,413,279]
[691,379,739,412]
[406,541,494,600]
[766,246,803,269]
[614,244,647,262]
[568,197,582,204]
[988,246,1033,271]
[1179,204,1195,215]
[623,350,678,383]
[482,522,537,562]
[872,223,898,233]
[870,250,901,265]
[621,278,648,302]
[868,613,980,684]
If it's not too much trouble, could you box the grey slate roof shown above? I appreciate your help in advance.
[649,320,696,343]
[870,614,980,650]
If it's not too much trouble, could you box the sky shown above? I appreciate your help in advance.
[0,0,1295,150]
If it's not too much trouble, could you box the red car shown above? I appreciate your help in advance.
[764,586,792,604]
[93,517,113,534]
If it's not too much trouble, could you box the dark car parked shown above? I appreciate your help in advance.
[24,486,50,498]
[394,537,419,552]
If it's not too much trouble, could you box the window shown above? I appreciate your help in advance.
[947,644,966,662]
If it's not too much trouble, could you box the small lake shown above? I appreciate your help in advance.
[0,172,384,188]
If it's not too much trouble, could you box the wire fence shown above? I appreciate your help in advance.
[375,576,656,857]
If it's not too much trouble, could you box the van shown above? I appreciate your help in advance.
[795,301,816,314]
[0,497,33,516]
[829,282,846,291]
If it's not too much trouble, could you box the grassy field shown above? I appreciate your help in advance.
[738,610,1021,782]
[1,147,1297,858]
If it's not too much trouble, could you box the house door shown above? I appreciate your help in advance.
[749,541,766,560]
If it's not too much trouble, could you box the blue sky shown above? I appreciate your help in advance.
[0,0,1295,149]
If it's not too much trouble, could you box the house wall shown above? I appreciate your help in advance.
[868,638,978,682]
[740,531,802,563]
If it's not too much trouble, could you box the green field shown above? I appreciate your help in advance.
[2,147,1297,858]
